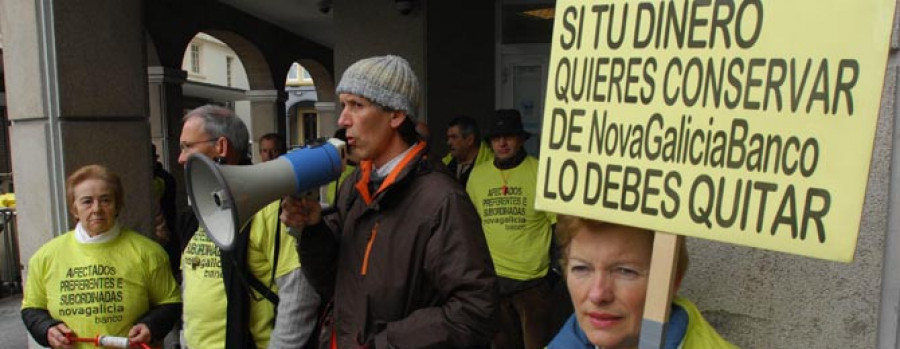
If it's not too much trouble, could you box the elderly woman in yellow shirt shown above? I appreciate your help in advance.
[21,164,181,348]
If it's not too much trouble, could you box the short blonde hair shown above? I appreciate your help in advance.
[65,164,123,218]
[555,215,689,282]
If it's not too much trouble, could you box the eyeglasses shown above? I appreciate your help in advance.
[179,139,217,151]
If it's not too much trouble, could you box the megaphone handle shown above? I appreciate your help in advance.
[297,189,319,201]
[280,195,325,230]
[320,206,337,216]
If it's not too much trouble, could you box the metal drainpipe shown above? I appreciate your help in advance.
[878,65,900,349]
[36,0,69,236]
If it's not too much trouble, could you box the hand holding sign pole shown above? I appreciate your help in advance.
[538,0,896,347]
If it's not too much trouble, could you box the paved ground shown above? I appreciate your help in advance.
[0,292,28,348]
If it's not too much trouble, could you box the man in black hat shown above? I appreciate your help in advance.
[466,109,557,349]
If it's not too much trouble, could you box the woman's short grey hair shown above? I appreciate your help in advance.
[184,104,250,163]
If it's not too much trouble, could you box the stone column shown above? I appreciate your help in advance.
[316,101,338,139]
[246,89,279,163]
[147,66,186,169]
[1,0,153,325]
[147,66,188,209]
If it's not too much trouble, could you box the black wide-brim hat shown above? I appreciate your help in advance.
[485,109,531,140]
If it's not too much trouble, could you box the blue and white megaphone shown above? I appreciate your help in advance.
[185,138,346,250]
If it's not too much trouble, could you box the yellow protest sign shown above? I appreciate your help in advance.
[536,0,896,262]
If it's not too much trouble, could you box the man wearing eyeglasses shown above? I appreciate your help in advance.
[176,105,319,349]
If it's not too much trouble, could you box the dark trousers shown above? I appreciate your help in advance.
[492,279,555,349]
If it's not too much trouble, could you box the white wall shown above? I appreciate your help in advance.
[180,33,252,133]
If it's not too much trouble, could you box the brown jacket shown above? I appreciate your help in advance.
[300,143,498,348]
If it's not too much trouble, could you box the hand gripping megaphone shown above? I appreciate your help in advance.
[185,138,346,250]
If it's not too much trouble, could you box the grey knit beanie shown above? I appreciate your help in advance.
[336,55,421,119]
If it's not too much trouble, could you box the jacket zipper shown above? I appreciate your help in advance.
[361,221,378,275]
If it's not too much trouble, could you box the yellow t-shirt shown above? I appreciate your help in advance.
[181,200,301,349]
[22,229,180,348]
[467,156,556,280]
[152,176,165,202]
[674,296,739,348]
[326,164,357,205]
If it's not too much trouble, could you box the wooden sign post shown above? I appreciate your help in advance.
[639,233,683,349]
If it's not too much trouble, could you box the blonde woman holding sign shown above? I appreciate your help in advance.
[548,215,735,348]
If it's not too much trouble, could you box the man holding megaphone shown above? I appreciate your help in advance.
[281,55,499,348]
[176,105,320,349]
